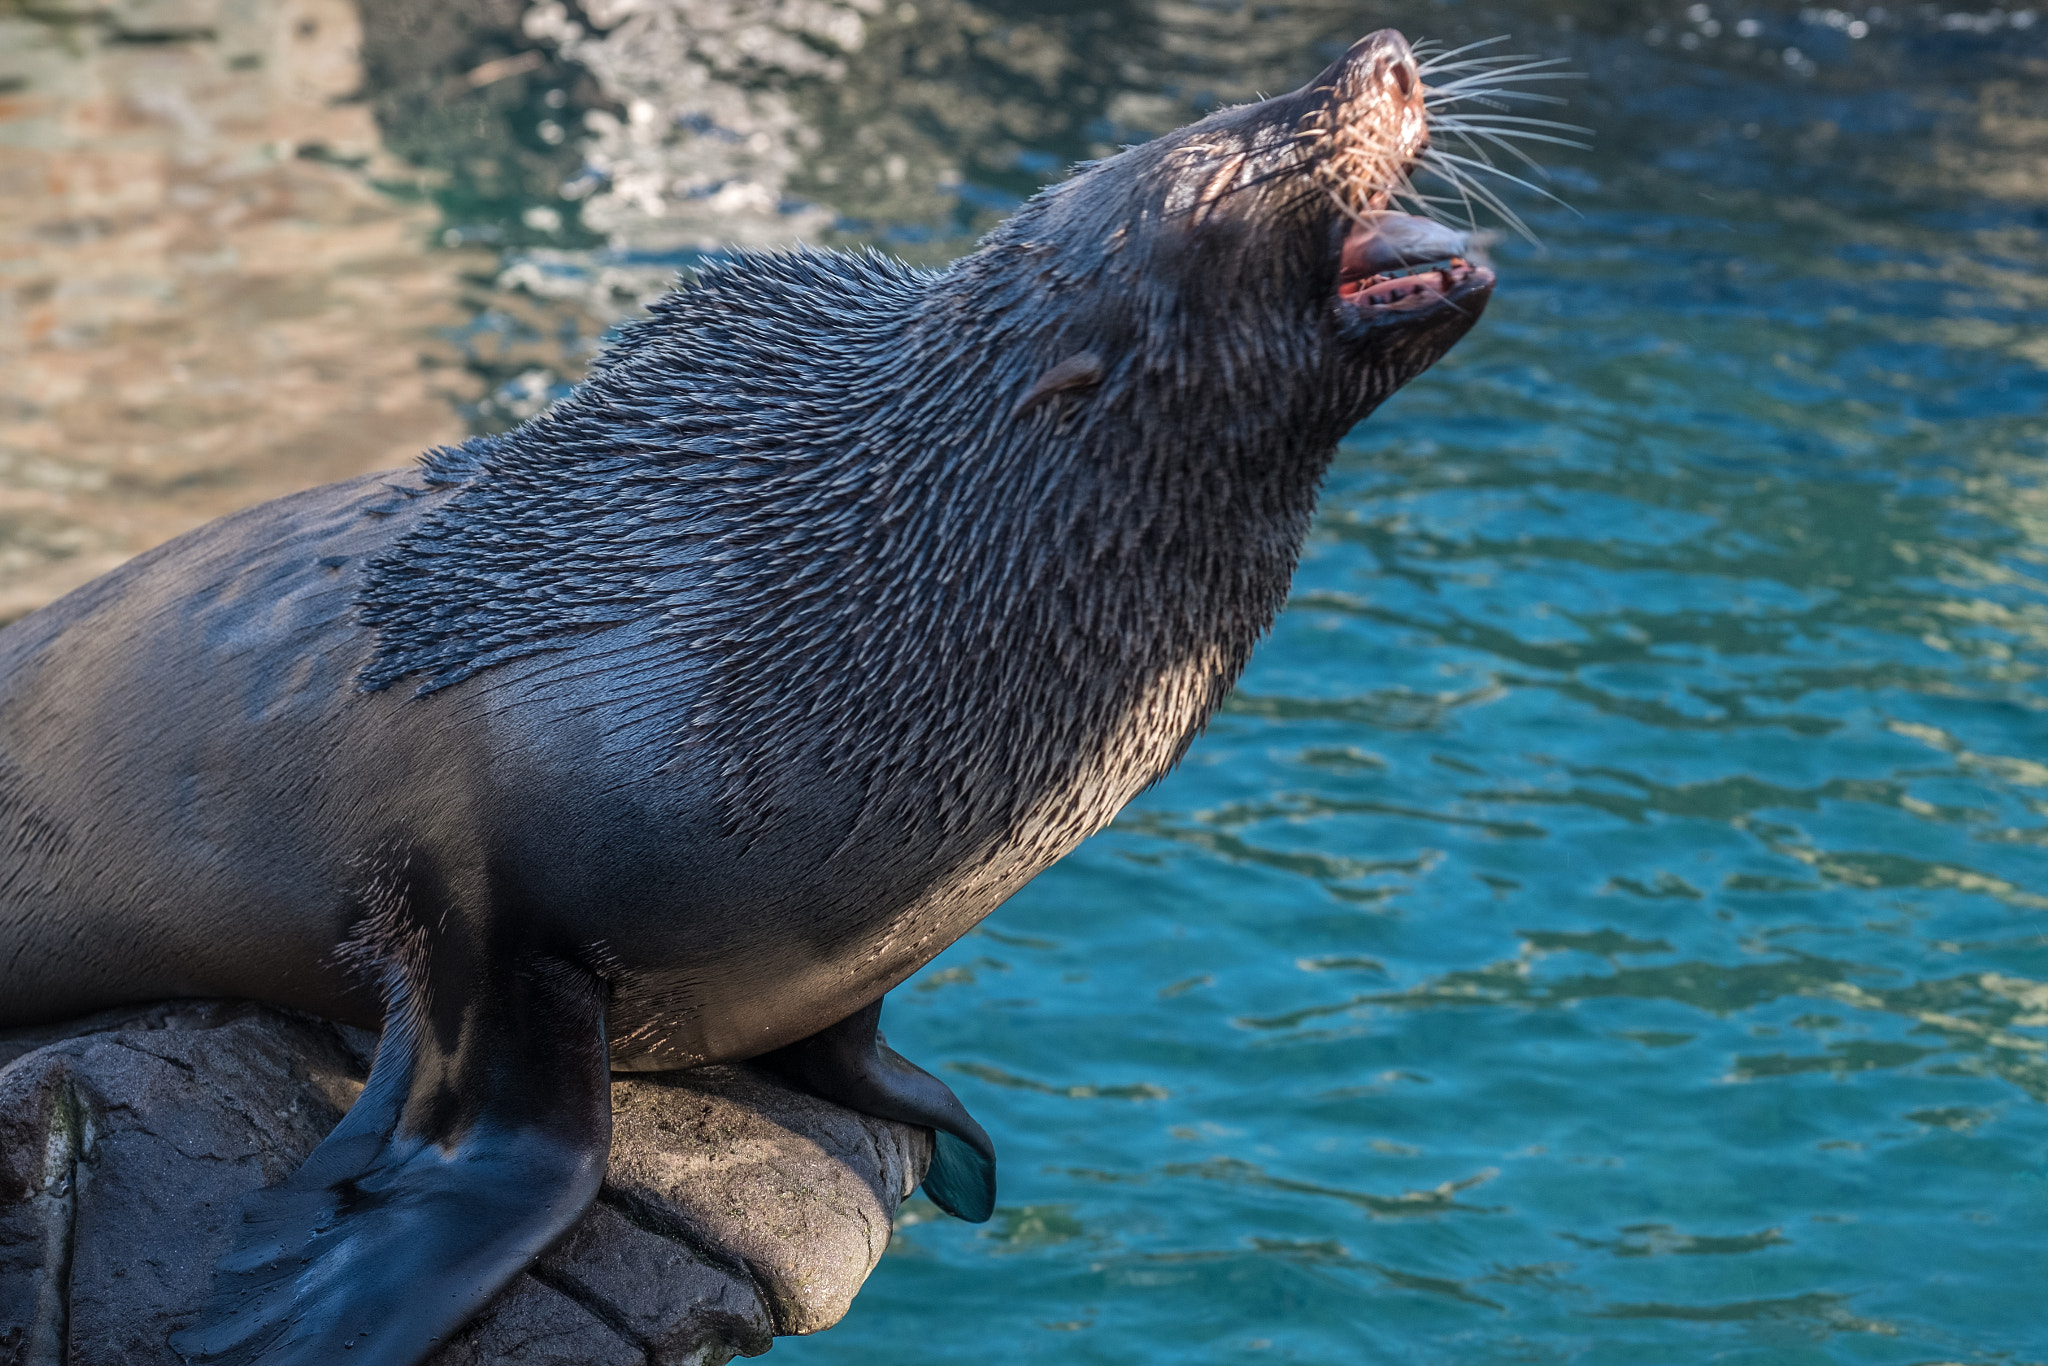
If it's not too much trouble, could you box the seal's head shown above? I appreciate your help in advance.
[961,29,1497,445]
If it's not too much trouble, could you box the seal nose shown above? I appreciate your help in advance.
[1298,30,1433,217]
[1346,29,1420,101]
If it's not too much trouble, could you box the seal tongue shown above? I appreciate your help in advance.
[1339,212,1468,282]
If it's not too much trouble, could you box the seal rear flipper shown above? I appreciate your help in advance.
[170,956,611,1366]
[755,998,996,1222]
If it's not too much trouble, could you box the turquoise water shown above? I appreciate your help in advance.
[771,12,2048,1364]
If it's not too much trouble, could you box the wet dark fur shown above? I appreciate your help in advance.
[0,31,1487,1365]
[336,111,1474,1057]
[0,33,1472,1059]
[357,165,1459,855]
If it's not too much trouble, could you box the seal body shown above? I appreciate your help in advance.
[0,434,1240,1062]
[0,29,1495,1366]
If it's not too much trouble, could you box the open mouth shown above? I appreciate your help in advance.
[1333,211,1491,320]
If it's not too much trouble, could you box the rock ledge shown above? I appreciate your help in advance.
[0,1002,929,1366]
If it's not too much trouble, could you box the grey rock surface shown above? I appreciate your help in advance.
[0,1002,930,1366]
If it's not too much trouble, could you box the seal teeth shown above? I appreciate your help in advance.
[1338,259,1472,310]
[1381,256,1462,280]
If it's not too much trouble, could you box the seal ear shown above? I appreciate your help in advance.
[1012,351,1105,420]
[755,997,997,1222]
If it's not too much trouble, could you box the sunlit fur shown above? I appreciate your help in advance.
[355,35,1484,1001]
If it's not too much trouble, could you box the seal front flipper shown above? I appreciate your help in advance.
[756,998,996,1222]
[170,955,611,1366]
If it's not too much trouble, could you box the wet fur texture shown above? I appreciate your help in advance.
[356,125,1460,864]
[1,33,1475,1062]
[0,30,1489,1366]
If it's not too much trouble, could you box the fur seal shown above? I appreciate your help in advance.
[0,29,1495,1366]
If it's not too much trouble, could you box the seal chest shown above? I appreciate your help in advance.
[0,29,1527,1366]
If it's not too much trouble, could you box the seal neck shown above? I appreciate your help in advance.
[358,246,1347,865]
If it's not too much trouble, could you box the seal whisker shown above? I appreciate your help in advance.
[1412,34,1516,68]
[1406,150,1525,234]
[1425,75,1585,115]
[1449,131,1556,185]
[1437,92,1576,114]
[1437,126,1591,155]
[1439,123,1572,180]
[1402,169,1495,239]
[1424,64,1578,88]
[1413,156,1546,240]
[1424,147,1576,209]
[1430,115,1593,144]
[1417,153,1539,212]
[1451,130,1589,197]
[1430,110,1592,132]
[1427,73,1586,100]
[1422,54,1579,83]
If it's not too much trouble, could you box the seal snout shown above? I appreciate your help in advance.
[1303,30,1430,217]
